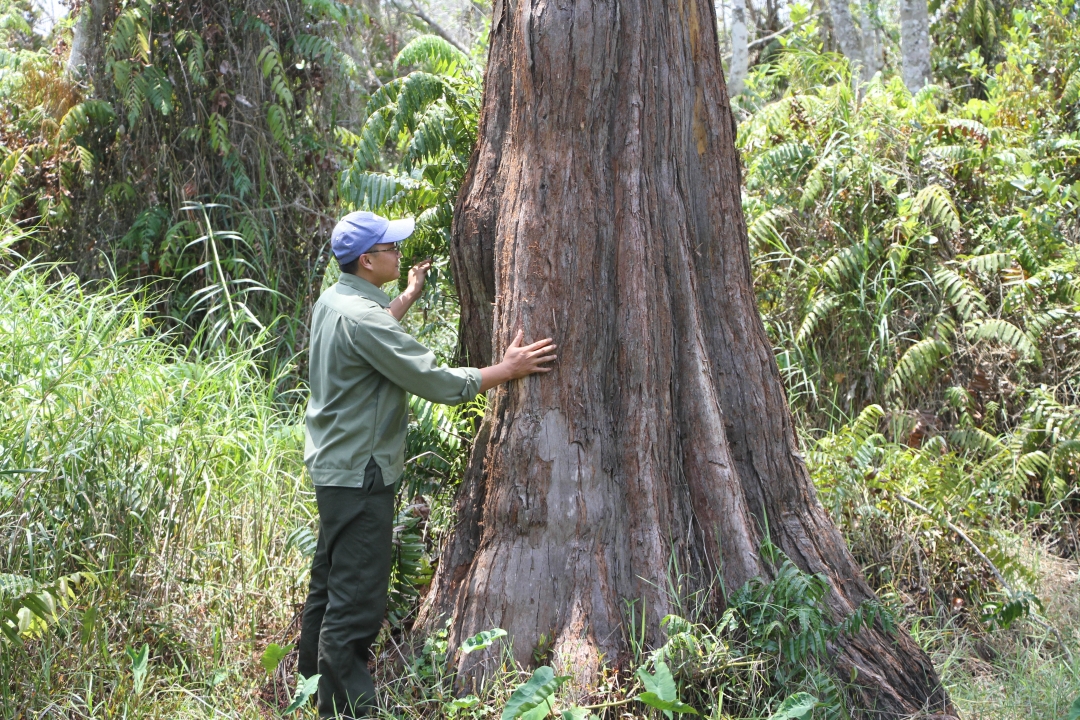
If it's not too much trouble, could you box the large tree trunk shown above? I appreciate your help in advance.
[424,0,955,716]
[900,0,932,91]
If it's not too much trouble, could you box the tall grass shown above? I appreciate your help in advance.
[0,246,314,716]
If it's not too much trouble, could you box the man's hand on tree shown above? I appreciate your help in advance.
[479,330,557,392]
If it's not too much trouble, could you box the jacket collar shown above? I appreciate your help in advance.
[337,272,392,308]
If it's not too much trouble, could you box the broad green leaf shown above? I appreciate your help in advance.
[767,691,818,720]
[521,697,554,720]
[127,643,149,695]
[636,661,681,719]
[261,642,294,673]
[638,692,700,715]
[283,673,321,714]
[446,695,481,716]
[501,666,571,720]
[461,627,507,654]
[1067,695,1080,720]
[560,708,595,720]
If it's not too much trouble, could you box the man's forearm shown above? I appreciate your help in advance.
[478,362,512,393]
[388,289,420,321]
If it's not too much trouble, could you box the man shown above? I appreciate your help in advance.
[298,210,557,718]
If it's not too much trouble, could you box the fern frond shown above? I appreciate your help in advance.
[1062,66,1080,107]
[754,142,815,180]
[266,104,291,152]
[913,183,960,234]
[886,337,950,396]
[208,113,230,155]
[967,318,1041,365]
[403,106,458,169]
[929,144,979,163]
[850,404,885,445]
[389,72,449,137]
[822,237,882,291]
[1026,307,1072,340]
[960,251,1013,274]
[800,154,835,209]
[291,33,337,65]
[353,105,395,170]
[394,35,471,76]
[795,293,838,347]
[136,66,174,116]
[341,171,407,211]
[946,118,991,146]
[933,267,988,322]
[747,208,789,253]
[57,100,116,143]
[949,427,1004,454]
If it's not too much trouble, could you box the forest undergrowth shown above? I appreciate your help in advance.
[2,0,1080,717]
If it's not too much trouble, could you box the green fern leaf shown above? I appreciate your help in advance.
[967,318,1041,366]
[886,337,950,396]
[960,252,1013,274]
[913,184,960,234]
[1026,307,1072,340]
[948,427,1004,454]
[747,208,789,252]
[208,113,230,155]
[822,238,882,291]
[795,293,838,347]
[395,35,471,76]
[267,104,291,152]
[1062,66,1080,107]
[933,268,988,322]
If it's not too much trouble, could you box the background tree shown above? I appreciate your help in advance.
[901,0,932,90]
[418,0,956,715]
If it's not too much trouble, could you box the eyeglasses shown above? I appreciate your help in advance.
[363,246,401,256]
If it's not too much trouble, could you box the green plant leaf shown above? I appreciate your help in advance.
[560,708,595,720]
[1067,695,1080,720]
[126,643,149,695]
[767,691,817,720]
[501,666,571,720]
[261,642,294,673]
[636,660,681,719]
[638,692,700,715]
[283,672,320,714]
[461,627,507,654]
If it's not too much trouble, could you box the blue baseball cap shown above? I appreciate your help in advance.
[331,211,415,265]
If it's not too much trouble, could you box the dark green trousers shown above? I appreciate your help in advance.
[298,459,396,719]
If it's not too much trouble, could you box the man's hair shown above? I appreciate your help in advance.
[339,256,360,275]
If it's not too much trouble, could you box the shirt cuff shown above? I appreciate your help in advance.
[462,367,483,402]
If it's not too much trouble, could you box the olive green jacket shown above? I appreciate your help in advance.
[304,273,481,487]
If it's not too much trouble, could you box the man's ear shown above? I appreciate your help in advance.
[358,253,372,271]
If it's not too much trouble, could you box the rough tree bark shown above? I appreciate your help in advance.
[900,0,932,91]
[420,0,955,716]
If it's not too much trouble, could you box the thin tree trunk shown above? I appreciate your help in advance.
[66,0,111,80]
[860,2,882,80]
[900,0,932,91]
[729,0,749,95]
[424,0,955,716]
[826,0,863,72]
